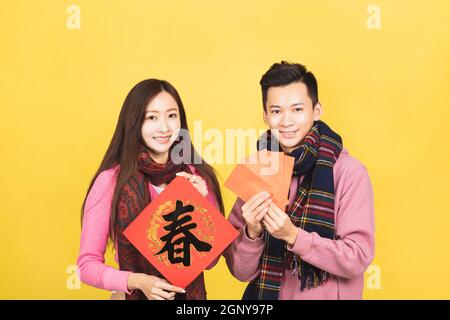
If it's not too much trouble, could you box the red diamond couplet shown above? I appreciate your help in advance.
[123,176,239,288]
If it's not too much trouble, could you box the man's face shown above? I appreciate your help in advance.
[263,81,322,153]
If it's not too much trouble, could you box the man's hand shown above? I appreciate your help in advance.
[262,200,298,245]
[241,191,271,239]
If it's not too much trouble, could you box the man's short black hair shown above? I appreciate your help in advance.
[260,61,319,110]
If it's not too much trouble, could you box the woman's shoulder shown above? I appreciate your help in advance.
[84,165,120,212]
[96,165,120,184]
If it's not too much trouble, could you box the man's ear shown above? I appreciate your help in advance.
[313,103,323,121]
[263,109,269,125]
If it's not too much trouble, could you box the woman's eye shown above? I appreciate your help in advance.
[147,115,156,120]
[169,113,178,118]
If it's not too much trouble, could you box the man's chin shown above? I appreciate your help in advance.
[279,139,303,153]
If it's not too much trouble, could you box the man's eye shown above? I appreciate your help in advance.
[294,107,303,112]
[271,110,280,114]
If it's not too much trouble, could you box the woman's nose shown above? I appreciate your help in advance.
[158,118,170,132]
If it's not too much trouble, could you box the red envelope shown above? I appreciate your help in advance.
[224,151,294,208]
[123,176,239,289]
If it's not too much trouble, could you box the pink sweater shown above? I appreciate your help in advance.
[77,165,220,294]
[223,149,375,299]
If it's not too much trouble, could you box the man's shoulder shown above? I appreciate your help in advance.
[335,148,368,178]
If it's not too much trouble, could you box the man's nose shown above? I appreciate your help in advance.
[280,112,294,127]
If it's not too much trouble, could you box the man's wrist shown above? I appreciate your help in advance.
[245,225,262,240]
[285,226,299,246]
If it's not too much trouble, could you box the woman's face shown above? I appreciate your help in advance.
[141,91,181,163]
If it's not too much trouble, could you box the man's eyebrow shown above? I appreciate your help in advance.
[268,102,304,108]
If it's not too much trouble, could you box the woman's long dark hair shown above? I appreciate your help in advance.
[81,79,225,245]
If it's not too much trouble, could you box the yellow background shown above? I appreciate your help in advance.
[1,0,449,299]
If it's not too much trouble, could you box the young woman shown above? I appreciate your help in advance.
[77,79,224,300]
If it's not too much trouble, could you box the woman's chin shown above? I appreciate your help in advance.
[147,144,171,155]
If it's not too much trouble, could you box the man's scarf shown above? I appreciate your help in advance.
[243,120,343,300]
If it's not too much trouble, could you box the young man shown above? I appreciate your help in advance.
[224,61,375,300]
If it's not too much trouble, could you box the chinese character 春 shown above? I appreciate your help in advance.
[155,200,212,266]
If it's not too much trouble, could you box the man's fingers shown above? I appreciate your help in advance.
[252,201,269,214]
[263,212,278,230]
[252,203,269,220]
[246,194,271,213]
[242,191,270,211]
[262,219,273,233]
[266,206,282,224]
[255,207,269,222]
[267,199,285,217]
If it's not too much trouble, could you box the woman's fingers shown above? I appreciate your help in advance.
[157,282,186,294]
[176,171,201,183]
[176,171,190,178]
[152,287,175,300]
[176,172,207,195]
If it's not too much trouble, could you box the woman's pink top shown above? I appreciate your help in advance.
[77,165,220,294]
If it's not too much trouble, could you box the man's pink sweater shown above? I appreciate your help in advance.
[223,149,375,299]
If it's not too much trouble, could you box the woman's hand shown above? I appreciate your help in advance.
[127,273,185,300]
[241,191,271,239]
[176,172,208,197]
[262,199,298,245]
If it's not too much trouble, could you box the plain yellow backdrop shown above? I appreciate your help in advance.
[1,0,450,299]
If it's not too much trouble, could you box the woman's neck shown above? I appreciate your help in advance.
[149,150,169,164]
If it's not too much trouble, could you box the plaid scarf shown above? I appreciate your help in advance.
[116,145,207,300]
[243,120,343,300]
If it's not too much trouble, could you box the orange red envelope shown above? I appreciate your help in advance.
[224,151,295,209]
[123,176,239,289]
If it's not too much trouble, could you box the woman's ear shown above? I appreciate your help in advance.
[313,103,323,121]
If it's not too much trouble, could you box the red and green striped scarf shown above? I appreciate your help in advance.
[243,120,343,300]
[116,146,207,300]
